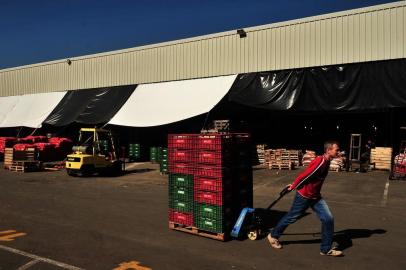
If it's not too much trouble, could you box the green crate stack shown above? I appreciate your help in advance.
[150,147,158,163]
[169,174,193,188]
[160,148,168,173]
[156,147,163,162]
[194,203,233,233]
[128,143,140,161]
[168,173,194,221]
[99,140,109,152]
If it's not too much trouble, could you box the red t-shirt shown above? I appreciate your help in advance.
[290,155,330,199]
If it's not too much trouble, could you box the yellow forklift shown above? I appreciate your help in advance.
[66,128,123,176]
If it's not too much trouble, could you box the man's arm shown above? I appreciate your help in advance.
[289,156,325,190]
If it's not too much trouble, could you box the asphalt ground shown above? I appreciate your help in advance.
[0,162,405,270]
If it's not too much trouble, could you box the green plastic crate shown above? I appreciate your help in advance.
[169,199,193,212]
[194,203,233,220]
[195,216,232,233]
[169,174,193,188]
[169,186,193,202]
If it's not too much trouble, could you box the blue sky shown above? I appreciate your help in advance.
[0,0,398,69]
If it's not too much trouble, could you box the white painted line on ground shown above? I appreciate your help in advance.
[0,244,84,270]
[381,180,390,207]
[16,259,40,270]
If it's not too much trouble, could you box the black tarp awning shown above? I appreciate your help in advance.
[43,85,136,126]
[228,58,406,111]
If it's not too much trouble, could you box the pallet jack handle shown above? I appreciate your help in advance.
[266,186,292,210]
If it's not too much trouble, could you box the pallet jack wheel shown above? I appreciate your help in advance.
[247,229,260,241]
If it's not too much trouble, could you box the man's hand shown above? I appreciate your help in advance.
[286,184,293,191]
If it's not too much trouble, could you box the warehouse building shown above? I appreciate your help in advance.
[1,1,406,154]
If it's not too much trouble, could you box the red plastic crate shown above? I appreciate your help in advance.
[169,149,195,163]
[195,165,231,178]
[169,209,194,226]
[194,190,231,206]
[168,134,197,150]
[196,150,232,165]
[169,162,195,175]
[194,177,232,192]
[196,134,233,151]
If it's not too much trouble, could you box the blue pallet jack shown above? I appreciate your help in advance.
[231,186,291,240]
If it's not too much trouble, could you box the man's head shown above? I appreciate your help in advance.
[324,141,340,159]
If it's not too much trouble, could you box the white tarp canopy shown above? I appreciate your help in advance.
[0,96,20,125]
[0,91,67,128]
[109,75,237,127]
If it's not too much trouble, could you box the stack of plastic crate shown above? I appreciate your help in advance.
[128,143,140,161]
[150,147,158,163]
[194,133,253,234]
[160,148,168,174]
[168,135,197,227]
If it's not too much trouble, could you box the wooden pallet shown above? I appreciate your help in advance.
[269,163,294,170]
[169,222,226,241]
[9,165,25,172]
[8,161,41,172]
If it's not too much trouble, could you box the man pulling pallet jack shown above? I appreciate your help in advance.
[267,141,343,257]
[232,141,343,257]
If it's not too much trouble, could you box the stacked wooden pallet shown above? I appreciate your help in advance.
[3,148,13,169]
[371,147,392,170]
[255,144,267,164]
[267,149,299,170]
[302,150,316,167]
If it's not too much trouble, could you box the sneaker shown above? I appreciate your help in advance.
[320,249,344,257]
[267,233,282,249]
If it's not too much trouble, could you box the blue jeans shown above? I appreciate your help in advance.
[271,192,334,253]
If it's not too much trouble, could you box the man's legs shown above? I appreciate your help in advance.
[270,192,310,239]
[311,198,335,253]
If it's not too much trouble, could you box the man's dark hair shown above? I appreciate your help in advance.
[324,141,339,152]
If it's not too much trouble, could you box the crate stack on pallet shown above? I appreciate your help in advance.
[9,146,41,172]
[160,148,168,174]
[168,135,196,229]
[168,133,253,241]
[128,143,141,161]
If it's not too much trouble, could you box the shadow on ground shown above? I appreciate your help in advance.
[280,229,387,251]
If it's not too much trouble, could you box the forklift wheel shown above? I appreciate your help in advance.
[66,169,77,177]
[247,230,260,241]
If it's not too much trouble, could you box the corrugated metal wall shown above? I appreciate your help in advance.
[1,1,406,96]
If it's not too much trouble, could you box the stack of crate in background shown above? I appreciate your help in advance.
[159,148,168,174]
[150,147,158,163]
[128,143,141,161]
[168,133,252,241]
